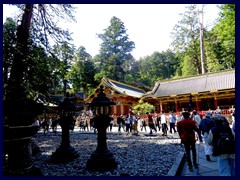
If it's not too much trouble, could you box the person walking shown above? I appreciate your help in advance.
[109,115,114,132]
[155,113,161,131]
[117,115,124,132]
[146,112,157,134]
[207,114,235,176]
[169,111,177,133]
[128,112,134,133]
[177,111,199,171]
[125,115,131,134]
[192,110,203,143]
[199,111,215,161]
[161,112,168,136]
[141,117,147,132]
[132,114,139,134]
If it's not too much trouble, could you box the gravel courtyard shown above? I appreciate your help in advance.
[31,127,185,176]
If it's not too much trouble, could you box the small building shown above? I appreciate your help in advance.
[85,78,146,116]
[142,69,235,115]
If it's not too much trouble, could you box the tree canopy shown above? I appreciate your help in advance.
[3,4,235,102]
[94,16,135,82]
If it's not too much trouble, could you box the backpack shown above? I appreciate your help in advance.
[202,119,214,133]
[216,130,235,155]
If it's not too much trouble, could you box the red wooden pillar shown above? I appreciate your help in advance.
[213,93,218,109]
[196,100,200,112]
[214,99,218,109]
[175,98,179,112]
[159,99,163,112]
[111,106,115,115]
[117,105,121,116]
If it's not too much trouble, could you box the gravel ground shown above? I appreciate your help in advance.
[32,128,185,176]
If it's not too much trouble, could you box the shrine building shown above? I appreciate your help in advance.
[142,69,235,115]
[85,78,146,116]
[85,70,235,116]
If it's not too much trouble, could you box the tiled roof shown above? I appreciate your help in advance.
[143,70,235,98]
[103,78,146,98]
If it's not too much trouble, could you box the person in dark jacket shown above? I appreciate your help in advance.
[199,111,215,161]
[177,111,199,171]
[117,115,124,132]
[155,113,161,131]
[146,112,157,135]
[207,114,235,176]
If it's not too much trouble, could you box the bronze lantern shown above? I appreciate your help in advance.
[87,85,117,171]
[51,93,79,163]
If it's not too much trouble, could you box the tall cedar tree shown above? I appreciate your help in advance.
[95,16,135,82]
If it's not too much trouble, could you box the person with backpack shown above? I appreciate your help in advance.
[199,111,215,161]
[207,114,235,176]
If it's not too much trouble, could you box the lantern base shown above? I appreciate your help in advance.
[87,150,117,171]
[51,145,79,163]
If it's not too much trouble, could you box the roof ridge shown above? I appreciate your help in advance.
[157,69,235,84]
[103,77,146,92]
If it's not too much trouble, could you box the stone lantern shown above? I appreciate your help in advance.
[87,85,117,171]
[51,93,79,163]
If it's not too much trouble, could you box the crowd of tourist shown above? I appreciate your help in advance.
[177,109,235,176]
[32,107,235,176]
[34,108,235,138]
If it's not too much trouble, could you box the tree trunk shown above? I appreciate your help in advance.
[199,5,206,74]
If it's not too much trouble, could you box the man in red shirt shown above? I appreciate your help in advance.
[177,111,199,171]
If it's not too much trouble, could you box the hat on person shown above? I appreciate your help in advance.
[205,111,212,117]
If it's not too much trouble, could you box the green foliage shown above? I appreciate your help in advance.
[129,50,180,87]
[52,42,74,95]
[4,17,54,99]
[67,46,97,96]
[204,31,225,72]
[4,4,235,102]
[26,46,52,94]
[3,18,17,96]
[132,99,155,114]
[95,16,135,82]
[181,55,197,77]
[4,4,76,102]
[212,4,235,69]
[171,5,199,52]
[171,5,202,75]
[171,4,235,76]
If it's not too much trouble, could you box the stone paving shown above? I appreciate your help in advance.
[181,142,219,176]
